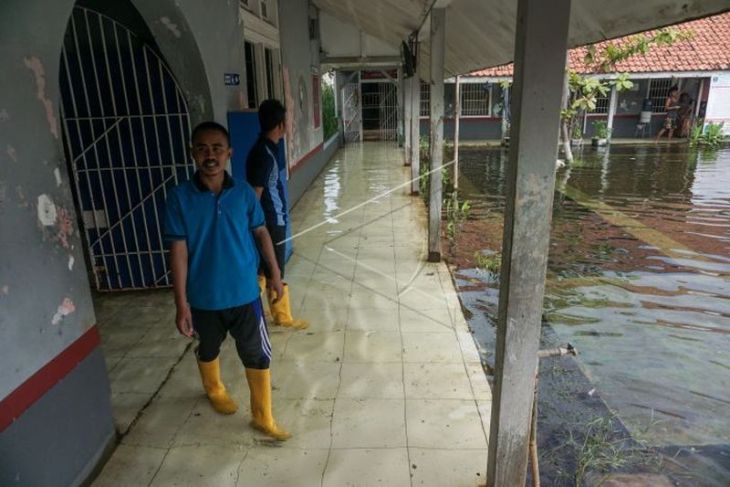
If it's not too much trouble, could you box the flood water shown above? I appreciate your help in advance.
[456,144,730,458]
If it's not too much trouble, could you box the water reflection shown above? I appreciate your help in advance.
[456,145,730,449]
[322,160,341,221]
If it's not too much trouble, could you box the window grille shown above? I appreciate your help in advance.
[244,41,258,108]
[460,83,490,116]
[648,78,674,113]
[264,48,275,99]
[420,82,430,117]
[591,94,610,114]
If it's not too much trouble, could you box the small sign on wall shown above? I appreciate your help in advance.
[224,73,240,86]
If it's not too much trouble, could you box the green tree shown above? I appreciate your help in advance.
[322,79,338,140]
[561,27,693,162]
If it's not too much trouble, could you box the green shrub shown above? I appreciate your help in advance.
[690,122,726,148]
[322,81,338,140]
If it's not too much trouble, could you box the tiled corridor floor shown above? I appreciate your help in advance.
[93,141,492,486]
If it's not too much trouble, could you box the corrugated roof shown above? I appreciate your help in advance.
[313,0,729,78]
[468,11,730,77]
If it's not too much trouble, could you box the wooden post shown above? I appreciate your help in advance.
[410,74,421,194]
[607,84,618,141]
[454,75,461,189]
[404,69,412,166]
[428,8,445,262]
[486,0,571,485]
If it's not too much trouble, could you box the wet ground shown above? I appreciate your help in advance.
[445,143,730,485]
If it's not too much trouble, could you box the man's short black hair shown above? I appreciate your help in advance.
[258,99,286,133]
[191,121,230,146]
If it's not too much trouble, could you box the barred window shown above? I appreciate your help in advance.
[460,83,491,116]
[648,78,674,113]
[420,82,430,117]
[590,94,610,114]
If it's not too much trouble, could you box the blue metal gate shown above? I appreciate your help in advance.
[60,6,193,290]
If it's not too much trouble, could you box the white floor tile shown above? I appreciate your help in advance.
[402,332,464,363]
[343,331,403,363]
[409,448,488,487]
[93,444,167,487]
[271,361,341,400]
[404,363,475,400]
[236,448,329,487]
[331,398,406,448]
[338,362,404,399]
[281,330,345,363]
[150,444,246,487]
[347,306,399,332]
[323,448,410,487]
[406,399,488,449]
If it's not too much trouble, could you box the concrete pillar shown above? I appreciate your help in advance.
[427,8,445,262]
[501,85,510,142]
[410,74,421,194]
[404,71,413,165]
[607,84,618,140]
[486,0,571,485]
[453,75,461,189]
[334,71,344,141]
[397,66,405,148]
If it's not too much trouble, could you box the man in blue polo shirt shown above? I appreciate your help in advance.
[247,99,308,330]
[164,121,290,441]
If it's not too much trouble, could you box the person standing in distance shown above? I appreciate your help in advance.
[246,99,309,330]
[164,121,290,440]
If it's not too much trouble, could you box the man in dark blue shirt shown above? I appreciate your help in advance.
[165,121,290,440]
[247,99,309,330]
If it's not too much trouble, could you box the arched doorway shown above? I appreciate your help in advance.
[59,4,194,290]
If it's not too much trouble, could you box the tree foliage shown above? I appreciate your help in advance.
[562,27,693,138]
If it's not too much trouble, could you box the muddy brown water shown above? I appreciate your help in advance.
[452,144,730,484]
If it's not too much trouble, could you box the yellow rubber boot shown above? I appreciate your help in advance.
[197,357,238,415]
[257,275,273,322]
[245,368,291,441]
[269,284,309,330]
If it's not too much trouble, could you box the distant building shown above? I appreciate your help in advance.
[420,11,730,139]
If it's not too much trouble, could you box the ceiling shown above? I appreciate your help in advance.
[313,0,729,77]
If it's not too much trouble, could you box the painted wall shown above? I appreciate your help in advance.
[278,0,323,167]
[0,0,250,484]
[0,0,97,411]
[130,0,248,125]
[289,133,342,207]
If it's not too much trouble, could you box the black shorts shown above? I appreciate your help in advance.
[260,224,287,279]
[191,299,271,369]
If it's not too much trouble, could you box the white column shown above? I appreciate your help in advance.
[428,8,445,262]
[501,84,510,141]
[410,74,421,194]
[607,84,618,140]
[404,71,412,165]
[486,0,572,485]
[453,75,461,189]
[397,66,405,148]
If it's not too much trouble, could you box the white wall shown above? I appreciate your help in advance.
[704,72,730,135]
[278,0,323,165]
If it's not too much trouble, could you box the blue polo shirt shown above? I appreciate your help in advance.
[164,172,264,310]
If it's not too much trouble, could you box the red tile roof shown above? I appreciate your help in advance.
[467,11,730,77]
